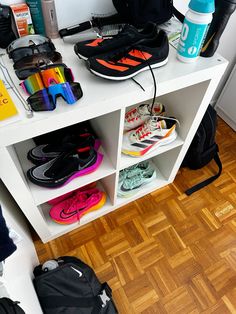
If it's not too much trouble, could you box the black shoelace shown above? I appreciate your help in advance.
[142,53,157,116]
[107,46,157,114]
[108,45,133,61]
[98,25,130,46]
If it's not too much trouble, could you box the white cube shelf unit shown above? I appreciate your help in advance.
[0,39,228,243]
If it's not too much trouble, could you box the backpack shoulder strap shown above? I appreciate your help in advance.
[112,0,130,20]
[185,151,222,196]
[173,7,185,23]
[0,298,25,314]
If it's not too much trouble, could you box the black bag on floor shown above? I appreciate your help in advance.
[33,256,118,314]
[182,105,222,196]
[0,298,25,314]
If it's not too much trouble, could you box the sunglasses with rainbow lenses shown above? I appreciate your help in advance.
[20,64,74,95]
[27,82,83,111]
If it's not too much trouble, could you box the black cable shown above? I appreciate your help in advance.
[131,78,145,91]
[140,51,157,116]
[147,62,157,116]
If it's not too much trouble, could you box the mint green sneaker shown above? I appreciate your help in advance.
[118,161,149,183]
[118,162,156,197]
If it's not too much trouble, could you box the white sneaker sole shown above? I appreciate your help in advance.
[89,57,168,81]
[77,52,88,61]
[122,130,177,157]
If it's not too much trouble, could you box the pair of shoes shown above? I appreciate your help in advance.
[118,161,156,197]
[27,147,103,188]
[28,123,100,165]
[27,125,103,188]
[49,184,106,224]
[122,102,179,157]
[48,182,96,205]
[74,23,169,80]
[122,115,179,157]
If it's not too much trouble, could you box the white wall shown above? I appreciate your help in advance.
[0,182,42,314]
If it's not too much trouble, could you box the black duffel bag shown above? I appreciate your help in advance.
[112,0,173,26]
[59,0,175,38]
[33,256,118,314]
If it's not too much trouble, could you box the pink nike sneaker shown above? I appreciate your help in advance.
[49,188,106,224]
[47,182,97,206]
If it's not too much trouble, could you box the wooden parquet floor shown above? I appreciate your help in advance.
[33,118,236,313]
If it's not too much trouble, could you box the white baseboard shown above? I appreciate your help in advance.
[216,106,236,131]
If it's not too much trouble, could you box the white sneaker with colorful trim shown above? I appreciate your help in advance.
[122,116,179,157]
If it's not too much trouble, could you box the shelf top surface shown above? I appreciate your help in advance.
[0,39,228,146]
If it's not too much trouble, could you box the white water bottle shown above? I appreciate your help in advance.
[177,0,215,63]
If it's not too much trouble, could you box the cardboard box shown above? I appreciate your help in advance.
[10,3,35,37]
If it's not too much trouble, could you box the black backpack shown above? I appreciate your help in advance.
[0,298,25,314]
[112,0,173,27]
[0,4,17,49]
[182,105,222,196]
[59,0,177,38]
[33,256,118,314]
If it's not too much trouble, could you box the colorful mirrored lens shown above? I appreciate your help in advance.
[70,82,83,100]
[27,89,56,111]
[21,65,74,95]
[48,82,77,105]
[27,82,83,112]
[21,73,45,95]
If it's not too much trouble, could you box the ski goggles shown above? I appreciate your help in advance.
[27,82,83,111]
[20,64,74,95]
[14,51,62,80]
[9,41,56,63]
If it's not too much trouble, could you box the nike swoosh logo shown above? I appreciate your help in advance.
[32,158,57,180]
[70,266,82,277]
[78,155,96,170]
[60,207,86,219]
[201,33,215,53]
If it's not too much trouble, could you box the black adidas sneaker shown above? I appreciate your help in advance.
[74,23,158,60]
[86,30,169,80]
